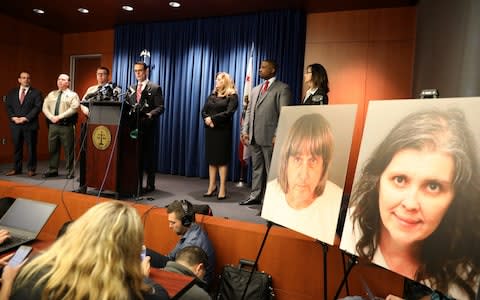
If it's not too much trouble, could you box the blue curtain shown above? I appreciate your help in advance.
[112,10,306,180]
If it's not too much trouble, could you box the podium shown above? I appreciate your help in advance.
[86,101,139,196]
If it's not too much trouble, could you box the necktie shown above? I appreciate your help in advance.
[54,91,62,116]
[136,83,142,103]
[19,88,26,104]
[262,81,269,95]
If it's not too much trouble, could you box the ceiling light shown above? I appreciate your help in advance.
[122,6,134,11]
[33,8,45,14]
[77,8,89,14]
[169,2,181,8]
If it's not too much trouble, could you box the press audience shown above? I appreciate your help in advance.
[9,201,169,300]
[147,200,216,285]
[164,246,211,300]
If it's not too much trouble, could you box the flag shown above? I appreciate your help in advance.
[239,43,254,167]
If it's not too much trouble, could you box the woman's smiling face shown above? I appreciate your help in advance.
[378,148,455,247]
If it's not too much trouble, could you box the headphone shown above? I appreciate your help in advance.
[180,199,194,227]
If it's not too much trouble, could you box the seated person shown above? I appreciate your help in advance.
[9,201,169,300]
[0,230,10,245]
[147,200,216,285]
[164,246,211,300]
[0,253,23,300]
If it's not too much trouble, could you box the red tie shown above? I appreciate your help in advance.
[20,88,26,104]
[262,81,269,95]
[136,83,142,103]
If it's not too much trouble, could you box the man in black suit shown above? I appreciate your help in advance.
[5,72,43,177]
[127,62,165,194]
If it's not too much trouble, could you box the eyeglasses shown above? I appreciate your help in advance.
[304,71,312,74]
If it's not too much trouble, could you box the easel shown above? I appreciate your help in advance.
[333,253,358,300]
[241,221,273,300]
[317,240,329,300]
[240,220,335,300]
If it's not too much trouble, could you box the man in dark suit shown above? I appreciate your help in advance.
[127,62,165,194]
[5,72,43,176]
[240,60,292,210]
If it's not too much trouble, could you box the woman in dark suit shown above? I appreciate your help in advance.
[302,63,329,105]
[201,72,238,199]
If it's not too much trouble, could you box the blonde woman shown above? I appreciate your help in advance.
[201,72,238,199]
[10,201,168,300]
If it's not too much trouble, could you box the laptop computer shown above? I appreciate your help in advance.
[0,198,57,253]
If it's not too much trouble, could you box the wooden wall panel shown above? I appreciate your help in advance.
[0,13,62,164]
[62,30,114,74]
[304,7,416,194]
[0,180,405,299]
[0,16,114,166]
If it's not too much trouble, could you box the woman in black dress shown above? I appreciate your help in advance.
[201,72,238,199]
[302,63,329,105]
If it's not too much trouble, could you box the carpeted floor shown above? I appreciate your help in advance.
[0,161,266,224]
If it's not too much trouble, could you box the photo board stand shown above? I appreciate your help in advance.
[316,240,329,300]
[241,221,273,300]
[333,254,358,300]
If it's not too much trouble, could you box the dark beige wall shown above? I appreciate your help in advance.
[413,0,480,97]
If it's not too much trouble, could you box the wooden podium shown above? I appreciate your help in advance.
[86,101,139,196]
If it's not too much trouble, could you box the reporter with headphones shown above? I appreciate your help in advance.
[147,200,216,285]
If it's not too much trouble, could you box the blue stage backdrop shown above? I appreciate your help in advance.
[112,10,306,180]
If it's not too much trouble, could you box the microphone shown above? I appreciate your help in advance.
[128,86,136,96]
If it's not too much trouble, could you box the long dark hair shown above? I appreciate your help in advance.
[350,109,480,299]
[308,63,329,94]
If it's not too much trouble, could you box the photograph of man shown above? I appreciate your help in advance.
[146,200,216,286]
[240,59,292,212]
[126,62,165,194]
[262,105,356,245]
[42,74,79,179]
[340,99,480,300]
[5,71,43,177]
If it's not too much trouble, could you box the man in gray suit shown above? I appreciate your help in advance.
[240,60,292,209]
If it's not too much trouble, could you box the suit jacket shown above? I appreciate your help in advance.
[302,88,328,105]
[242,79,291,146]
[127,81,165,121]
[6,87,43,130]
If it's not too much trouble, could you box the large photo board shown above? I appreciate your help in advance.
[262,105,357,245]
[340,98,480,300]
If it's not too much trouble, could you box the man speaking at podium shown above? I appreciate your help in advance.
[127,62,165,194]
[75,67,112,193]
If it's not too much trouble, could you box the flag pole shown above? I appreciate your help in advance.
[236,42,254,187]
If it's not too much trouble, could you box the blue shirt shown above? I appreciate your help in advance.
[167,223,216,284]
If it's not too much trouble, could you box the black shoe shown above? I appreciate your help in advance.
[42,171,58,178]
[217,194,227,200]
[142,185,155,194]
[203,186,218,197]
[73,186,87,193]
[239,198,261,205]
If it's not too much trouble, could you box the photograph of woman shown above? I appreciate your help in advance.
[201,72,238,200]
[340,100,480,300]
[262,105,356,245]
[301,63,329,105]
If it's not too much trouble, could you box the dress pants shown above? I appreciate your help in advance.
[140,124,156,188]
[47,124,74,176]
[249,142,273,203]
[11,125,38,172]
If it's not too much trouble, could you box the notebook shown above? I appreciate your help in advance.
[0,198,57,253]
